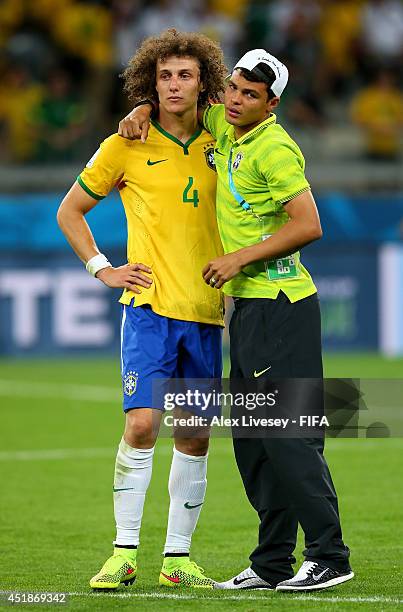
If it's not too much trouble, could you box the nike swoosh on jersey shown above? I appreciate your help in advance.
[253,366,272,378]
[214,149,225,156]
[113,487,136,492]
[184,502,203,509]
[147,158,168,166]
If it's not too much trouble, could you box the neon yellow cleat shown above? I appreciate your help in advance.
[90,548,137,589]
[159,557,214,588]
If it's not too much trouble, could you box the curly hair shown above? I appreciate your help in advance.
[122,29,227,106]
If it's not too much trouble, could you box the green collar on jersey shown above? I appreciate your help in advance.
[225,113,277,146]
[151,119,203,155]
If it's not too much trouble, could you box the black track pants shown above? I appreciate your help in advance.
[229,292,351,584]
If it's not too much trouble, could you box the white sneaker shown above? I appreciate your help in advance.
[276,561,354,591]
[214,567,274,590]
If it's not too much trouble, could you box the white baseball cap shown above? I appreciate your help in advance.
[233,49,289,97]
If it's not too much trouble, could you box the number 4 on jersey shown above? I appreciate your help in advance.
[183,176,199,208]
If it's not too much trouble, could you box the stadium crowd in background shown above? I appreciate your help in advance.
[0,0,402,164]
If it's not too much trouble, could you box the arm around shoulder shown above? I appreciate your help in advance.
[201,103,226,139]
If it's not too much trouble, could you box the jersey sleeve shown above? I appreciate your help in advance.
[202,104,227,140]
[77,134,128,199]
[261,139,310,207]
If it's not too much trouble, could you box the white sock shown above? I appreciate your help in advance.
[113,438,154,546]
[164,447,208,554]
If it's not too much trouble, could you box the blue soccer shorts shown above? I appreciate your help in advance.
[120,304,223,411]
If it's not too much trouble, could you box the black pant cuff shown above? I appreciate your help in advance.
[250,563,293,586]
[305,556,352,574]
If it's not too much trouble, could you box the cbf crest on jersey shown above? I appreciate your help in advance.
[232,151,243,171]
[204,144,216,171]
[123,371,138,396]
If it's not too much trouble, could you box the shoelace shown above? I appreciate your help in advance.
[187,561,205,575]
[298,561,319,579]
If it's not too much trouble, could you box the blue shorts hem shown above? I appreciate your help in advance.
[123,404,165,413]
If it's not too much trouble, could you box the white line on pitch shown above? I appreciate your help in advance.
[0,379,120,403]
[60,591,403,604]
[0,444,233,462]
[1,439,400,464]
[0,448,115,461]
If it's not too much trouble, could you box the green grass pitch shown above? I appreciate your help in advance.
[0,354,402,611]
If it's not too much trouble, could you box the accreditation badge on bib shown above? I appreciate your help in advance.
[262,234,300,281]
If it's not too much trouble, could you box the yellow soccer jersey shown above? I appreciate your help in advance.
[78,121,224,326]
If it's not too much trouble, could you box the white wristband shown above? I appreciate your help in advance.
[86,253,112,277]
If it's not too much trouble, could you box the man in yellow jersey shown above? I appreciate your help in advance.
[57,29,226,590]
[123,48,354,594]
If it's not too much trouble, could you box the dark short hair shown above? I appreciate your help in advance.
[236,63,276,99]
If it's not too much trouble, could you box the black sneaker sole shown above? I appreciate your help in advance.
[276,571,354,591]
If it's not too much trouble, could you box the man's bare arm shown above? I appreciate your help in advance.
[57,182,152,292]
[202,190,322,289]
[239,190,322,265]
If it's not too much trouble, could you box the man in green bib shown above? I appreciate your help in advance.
[201,49,353,592]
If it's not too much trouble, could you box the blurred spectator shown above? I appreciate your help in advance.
[243,0,321,55]
[199,0,241,68]
[276,10,325,126]
[244,1,324,125]
[318,0,363,96]
[29,0,75,25]
[359,0,403,67]
[113,0,148,69]
[50,2,114,138]
[51,1,113,68]
[270,0,321,51]
[138,0,202,41]
[210,0,249,20]
[243,0,274,50]
[0,0,24,47]
[0,66,44,162]
[114,0,239,72]
[350,70,403,160]
[0,0,402,165]
[29,70,88,163]
[5,29,55,81]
